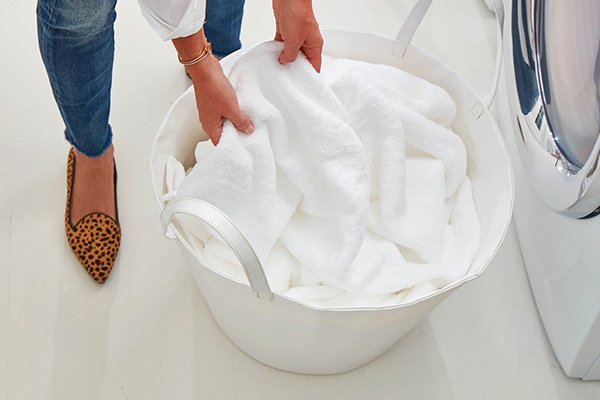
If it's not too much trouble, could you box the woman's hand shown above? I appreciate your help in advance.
[187,56,254,145]
[172,30,253,145]
[272,0,323,72]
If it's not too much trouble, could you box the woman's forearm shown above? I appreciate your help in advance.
[171,28,254,145]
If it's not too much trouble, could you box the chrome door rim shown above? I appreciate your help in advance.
[507,0,600,218]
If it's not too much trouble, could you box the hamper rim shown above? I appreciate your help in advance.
[150,29,515,312]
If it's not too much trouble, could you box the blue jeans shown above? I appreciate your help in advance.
[37,0,246,157]
[205,0,246,58]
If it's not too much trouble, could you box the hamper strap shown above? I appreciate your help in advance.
[395,0,434,50]
[395,0,505,114]
[161,198,274,301]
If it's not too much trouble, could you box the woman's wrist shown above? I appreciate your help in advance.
[172,29,209,64]
[186,54,221,80]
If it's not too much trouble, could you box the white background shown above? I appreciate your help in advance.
[1,0,599,398]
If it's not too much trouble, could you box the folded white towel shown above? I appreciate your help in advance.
[172,41,480,306]
[163,156,186,203]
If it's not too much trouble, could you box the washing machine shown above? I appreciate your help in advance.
[496,0,600,380]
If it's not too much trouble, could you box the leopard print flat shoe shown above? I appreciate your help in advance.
[65,149,121,284]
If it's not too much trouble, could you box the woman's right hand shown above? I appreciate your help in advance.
[272,0,323,72]
[187,56,254,145]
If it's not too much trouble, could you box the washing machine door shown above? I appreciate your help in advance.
[508,0,600,218]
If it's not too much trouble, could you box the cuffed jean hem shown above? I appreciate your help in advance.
[65,127,113,158]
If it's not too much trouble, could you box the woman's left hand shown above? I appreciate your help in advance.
[272,0,323,72]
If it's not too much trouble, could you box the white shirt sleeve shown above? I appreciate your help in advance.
[138,0,206,41]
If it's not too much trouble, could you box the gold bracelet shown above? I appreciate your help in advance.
[178,42,212,66]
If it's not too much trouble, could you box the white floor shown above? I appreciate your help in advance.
[1,0,600,399]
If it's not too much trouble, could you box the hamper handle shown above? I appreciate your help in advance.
[395,0,504,113]
[161,198,274,301]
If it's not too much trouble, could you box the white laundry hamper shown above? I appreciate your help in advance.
[150,0,512,375]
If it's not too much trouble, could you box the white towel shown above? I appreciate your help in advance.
[163,156,186,203]
[173,41,480,305]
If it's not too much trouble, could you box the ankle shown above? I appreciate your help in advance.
[74,146,114,163]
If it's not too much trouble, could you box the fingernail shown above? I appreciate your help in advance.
[244,124,254,134]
